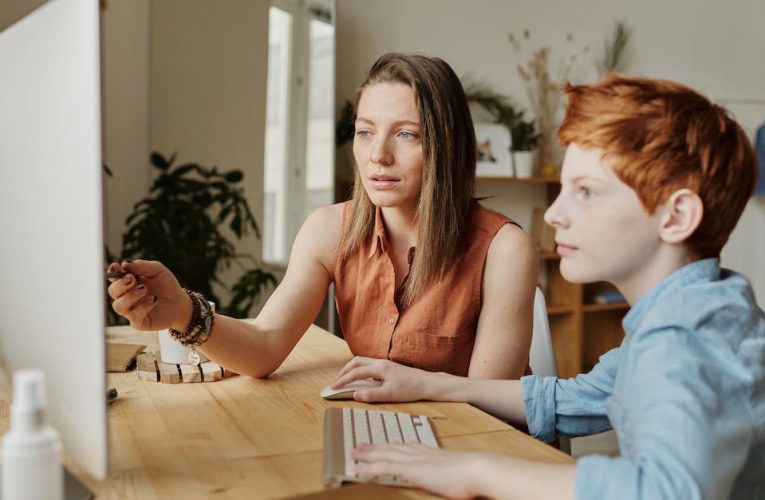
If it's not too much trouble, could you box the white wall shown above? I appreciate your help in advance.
[99,0,272,313]
[101,0,151,257]
[336,0,765,305]
[149,0,270,307]
[0,0,46,32]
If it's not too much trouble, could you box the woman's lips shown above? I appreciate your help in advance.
[369,176,400,189]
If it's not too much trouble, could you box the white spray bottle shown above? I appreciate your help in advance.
[1,369,63,500]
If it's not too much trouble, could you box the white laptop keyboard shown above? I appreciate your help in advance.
[323,407,440,487]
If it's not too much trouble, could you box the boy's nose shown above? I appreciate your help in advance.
[544,197,567,229]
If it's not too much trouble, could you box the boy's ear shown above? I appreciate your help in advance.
[658,188,704,244]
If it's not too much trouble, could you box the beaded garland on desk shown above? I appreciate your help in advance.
[136,351,237,384]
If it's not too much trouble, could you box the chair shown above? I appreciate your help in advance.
[528,287,619,456]
[529,287,558,377]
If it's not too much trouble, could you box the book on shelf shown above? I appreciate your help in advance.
[591,290,626,304]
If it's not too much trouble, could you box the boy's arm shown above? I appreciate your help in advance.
[353,444,575,500]
[524,347,620,442]
[574,327,752,500]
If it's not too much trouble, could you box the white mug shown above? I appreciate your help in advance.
[158,302,214,365]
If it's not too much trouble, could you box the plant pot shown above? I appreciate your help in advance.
[512,150,534,178]
[158,301,215,365]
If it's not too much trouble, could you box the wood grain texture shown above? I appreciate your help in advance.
[2,324,572,499]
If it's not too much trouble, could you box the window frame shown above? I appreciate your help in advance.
[265,0,335,268]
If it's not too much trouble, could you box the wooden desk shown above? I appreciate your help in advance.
[19,325,573,499]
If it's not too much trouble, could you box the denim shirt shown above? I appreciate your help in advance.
[522,259,765,499]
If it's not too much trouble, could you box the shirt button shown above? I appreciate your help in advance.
[388,317,395,324]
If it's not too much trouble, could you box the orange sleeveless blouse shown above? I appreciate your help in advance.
[333,202,514,376]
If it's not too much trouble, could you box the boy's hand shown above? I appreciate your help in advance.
[352,444,482,499]
[331,356,433,403]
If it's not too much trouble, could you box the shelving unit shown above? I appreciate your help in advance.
[334,174,628,378]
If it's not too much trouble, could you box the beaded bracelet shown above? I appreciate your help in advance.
[168,288,215,348]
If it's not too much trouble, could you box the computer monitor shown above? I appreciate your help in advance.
[0,0,108,481]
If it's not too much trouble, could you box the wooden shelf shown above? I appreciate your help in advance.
[546,305,576,315]
[582,302,631,313]
[539,251,561,261]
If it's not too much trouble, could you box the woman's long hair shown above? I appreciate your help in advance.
[338,53,476,306]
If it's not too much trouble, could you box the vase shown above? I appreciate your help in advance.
[512,150,534,178]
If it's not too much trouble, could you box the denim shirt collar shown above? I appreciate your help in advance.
[622,258,720,334]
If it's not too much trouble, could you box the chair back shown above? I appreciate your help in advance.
[529,287,558,377]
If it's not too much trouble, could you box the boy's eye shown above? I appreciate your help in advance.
[576,186,594,200]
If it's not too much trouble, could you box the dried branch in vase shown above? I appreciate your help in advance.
[508,30,588,176]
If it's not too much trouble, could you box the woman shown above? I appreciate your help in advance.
[107,52,537,379]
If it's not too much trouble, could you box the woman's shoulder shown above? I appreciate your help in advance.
[487,222,537,263]
[297,203,346,264]
[472,202,515,231]
[471,202,536,264]
[305,202,346,227]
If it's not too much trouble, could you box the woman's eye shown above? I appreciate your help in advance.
[356,130,370,138]
[398,131,417,140]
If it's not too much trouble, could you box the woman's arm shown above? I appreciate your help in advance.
[109,204,344,378]
[332,357,528,425]
[469,223,538,379]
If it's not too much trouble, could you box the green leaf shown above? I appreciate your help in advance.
[171,164,195,178]
[224,170,243,183]
[110,150,275,325]
[150,152,170,170]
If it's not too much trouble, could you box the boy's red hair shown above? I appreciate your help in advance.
[559,75,757,258]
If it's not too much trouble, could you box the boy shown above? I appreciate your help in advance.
[331,75,764,499]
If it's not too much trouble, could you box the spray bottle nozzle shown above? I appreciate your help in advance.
[11,369,46,432]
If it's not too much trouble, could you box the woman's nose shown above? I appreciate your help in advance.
[370,137,393,165]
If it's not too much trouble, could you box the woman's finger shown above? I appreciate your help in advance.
[107,273,140,300]
[111,283,148,316]
[125,294,159,330]
[106,262,125,282]
[331,364,384,389]
[120,259,164,280]
[353,385,393,403]
[334,356,374,380]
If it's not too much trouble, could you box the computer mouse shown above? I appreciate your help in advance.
[320,379,383,400]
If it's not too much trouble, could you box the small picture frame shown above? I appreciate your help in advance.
[474,122,512,177]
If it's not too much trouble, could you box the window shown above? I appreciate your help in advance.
[263,0,334,265]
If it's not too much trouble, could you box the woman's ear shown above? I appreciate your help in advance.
[658,188,704,244]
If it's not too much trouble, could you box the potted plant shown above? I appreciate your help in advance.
[508,112,538,178]
[464,82,539,177]
[107,151,276,323]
